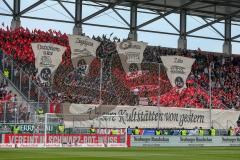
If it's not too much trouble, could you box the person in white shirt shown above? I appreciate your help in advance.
[188,126,198,136]
[132,87,139,105]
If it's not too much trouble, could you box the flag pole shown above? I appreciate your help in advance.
[157,62,161,128]
[99,58,103,105]
[209,63,212,128]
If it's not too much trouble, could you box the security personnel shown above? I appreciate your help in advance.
[155,128,161,136]
[12,125,20,134]
[3,68,9,78]
[37,108,44,115]
[58,124,65,134]
[127,126,131,135]
[228,126,234,136]
[163,129,169,135]
[132,126,140,135]
[89,125,96,134]
[198,127,204,136]
[111,128,119,135]
[180,128,187,136]
[209,126,216,136]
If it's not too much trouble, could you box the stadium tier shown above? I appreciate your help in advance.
[0,27,240,149]
[1,0,240,154]
[0,27,239,110]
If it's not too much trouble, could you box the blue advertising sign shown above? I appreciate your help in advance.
[143,129,155,135]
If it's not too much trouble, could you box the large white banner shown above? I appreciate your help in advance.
[62,104,240,129]
[68,35,100,75]
[31,43,66,82]
[161,56,195,89]
[116,41,147,74]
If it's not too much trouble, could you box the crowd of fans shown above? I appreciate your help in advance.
[0,79,29,123]
[0,27,239,110]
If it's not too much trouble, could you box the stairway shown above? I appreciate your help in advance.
[0,50,51,114]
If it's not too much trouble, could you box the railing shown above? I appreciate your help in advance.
[196,83,229,110]
[0,101,44,124]
[0,51,51,112]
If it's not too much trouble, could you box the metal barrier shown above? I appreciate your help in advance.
[0,101,48,125]
[0,51,51,112]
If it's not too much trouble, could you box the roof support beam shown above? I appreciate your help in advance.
[136,11,172,30]
[90,2,130,26]
[112,8,130,27]
[232,34,240,40]
[199,0,240,8]
[187,17,226,35]
[73,0,83,35]
[136,0,199,29]
[154,11,180,33]
[19,0,46,16]
[202,18,224,38]
[187,9,240,35]
[11,0,21,29]
[82,1,123,23]
[13,0,21,17]
[223,17,232,54]
[163,16,180,33]
[178,10,187,49]
[57,0,74,20]
[128,2,137,40]
[2,0,13,13]
[21,15,73,23]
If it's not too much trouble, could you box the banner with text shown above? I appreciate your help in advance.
[131,135,240,147]
[62,104,240,129]
[116,41,147,74]
[31,43,66,83]
[68,35,100,76]
[2,134,124,144]
[161,56,195,90]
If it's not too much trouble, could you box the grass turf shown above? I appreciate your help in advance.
[0,147,239,160]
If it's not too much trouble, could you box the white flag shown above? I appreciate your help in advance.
[31,43,66,83]
[116,40,147,74]
[68,35,100,75]
[161,56,195,90]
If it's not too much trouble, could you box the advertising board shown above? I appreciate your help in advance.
[131,136,240,147]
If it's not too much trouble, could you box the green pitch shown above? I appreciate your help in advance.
[0,147,240,160]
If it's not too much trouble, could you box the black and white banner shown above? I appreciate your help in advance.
[62,104,240,129]
[31,43,66,83]
[116,41,147,74]
[161,56,195,89]
[68,35,100,75]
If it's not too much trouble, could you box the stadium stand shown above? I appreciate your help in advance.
[0,27,239,110]
[0,76,30,123]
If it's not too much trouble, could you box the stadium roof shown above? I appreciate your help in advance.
[1,0,240,54]
[86,0,240,21]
